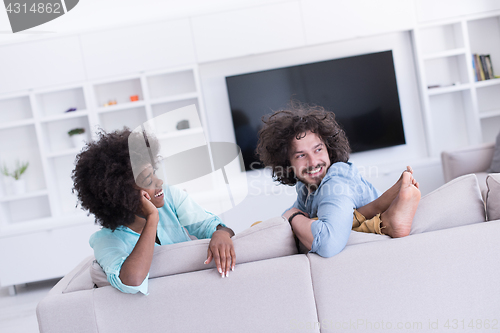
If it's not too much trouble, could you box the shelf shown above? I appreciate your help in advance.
[40,110,89,122]
[0,95,33,124]
[96,100,146,113]
[419,22,464,55]
[0,211,93,238]
[150,92,198,106]
[0,189,48,203]
[35,87,87,118]
[146,70,196,99]
[0,118,35,130]
[45,147,82,158]
[422,48,466,60]
[479,109,500,119]
[427,83,470,95]
[156,127,204,140]
[93,77,143,107]
[474,78,500,88]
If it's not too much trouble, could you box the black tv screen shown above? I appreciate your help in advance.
[225,50,406,171]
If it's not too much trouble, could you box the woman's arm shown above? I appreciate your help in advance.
[119,191,159,286]
[205,224,235,278]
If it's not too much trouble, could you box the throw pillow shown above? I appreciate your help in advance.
[90,216,296,287]
[486,173,500,221]
[410,174,486,234]
[488,130,500,172]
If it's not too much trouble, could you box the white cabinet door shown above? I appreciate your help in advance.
[0,36,86,94]
[416,0,500,23]
[301,0,415,46]
[0,223,99,286]
[80,19,196,80]
[191,1,306,63]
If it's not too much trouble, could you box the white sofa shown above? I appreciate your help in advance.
[36,174,500,333]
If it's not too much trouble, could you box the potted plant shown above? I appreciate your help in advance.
[68,128,87,150]
[1,160,29,195]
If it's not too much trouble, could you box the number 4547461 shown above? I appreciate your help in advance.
[5,3,61,14]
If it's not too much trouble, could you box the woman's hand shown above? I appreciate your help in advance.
[139,190,159,219]
[205,228,235,278]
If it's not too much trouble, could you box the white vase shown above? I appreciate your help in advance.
[71,133,87,150]
[12,178,26,195]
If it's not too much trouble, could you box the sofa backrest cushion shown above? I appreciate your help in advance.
[60,256,95,294]
[91,255,319,333]
[307,220,500,326]
[486,173,500,221]
[410,174,486,234]
[90,216,296,287]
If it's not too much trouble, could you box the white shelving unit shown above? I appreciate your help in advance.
[0,65,207,288]
[414,11,500,156]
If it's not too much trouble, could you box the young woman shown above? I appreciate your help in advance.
[72,128,235,294]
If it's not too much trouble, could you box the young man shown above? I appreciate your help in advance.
[256,102,421,258]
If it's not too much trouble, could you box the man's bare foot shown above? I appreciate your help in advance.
[374,166,414,213]
[380,171,421,238]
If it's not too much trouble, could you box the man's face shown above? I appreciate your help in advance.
[289,131,331,189]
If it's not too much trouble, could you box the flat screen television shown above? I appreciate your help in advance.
[225,50,406,171]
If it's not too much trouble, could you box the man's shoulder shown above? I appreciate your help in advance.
[323,162,357,182]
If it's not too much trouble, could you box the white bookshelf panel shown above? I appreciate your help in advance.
[481,116,500,143]
[147,70,197,99]
[477,84,500,114]
[424,54,470,88]
[158,132,207,159]
[0,125,45,193]
[41,116,91,154]
[99,107,147,133]
[151,99,201,130]
[48,155,80,216]
[429,91,470,155]
[2,195,51,224]
[419,22,464,55]
[468,16,500,74]
[93,78,143,107]
[0,95,32,124]
[36,87,86,118]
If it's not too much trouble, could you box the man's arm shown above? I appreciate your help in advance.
[283,207,314,250]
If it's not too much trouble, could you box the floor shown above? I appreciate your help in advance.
[0,279,59,333]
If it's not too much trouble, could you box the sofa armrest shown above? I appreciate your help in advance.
[441,142,495,182]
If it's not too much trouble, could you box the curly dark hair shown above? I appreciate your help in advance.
[256,101,350,186]
[71,127,160,231]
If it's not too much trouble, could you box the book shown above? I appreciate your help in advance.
[472,54,480,81]
[480,55,490,79]
[485,55,496,79]
[476,54,485,81]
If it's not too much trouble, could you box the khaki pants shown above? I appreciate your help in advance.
[352,209,385,235]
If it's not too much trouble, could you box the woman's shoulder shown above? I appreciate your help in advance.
[89,226,129,248]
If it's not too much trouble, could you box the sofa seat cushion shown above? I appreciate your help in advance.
[410,174,486,234]
[92,255,319,333]
[90,216,296,288]
[308,220,500,331]
[486,173,500,221]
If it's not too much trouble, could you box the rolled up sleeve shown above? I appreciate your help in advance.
[310,192,354,258]
[90,233,149,295]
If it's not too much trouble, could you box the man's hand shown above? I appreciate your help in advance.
[282,207,309,221]
[205,228,235,278]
